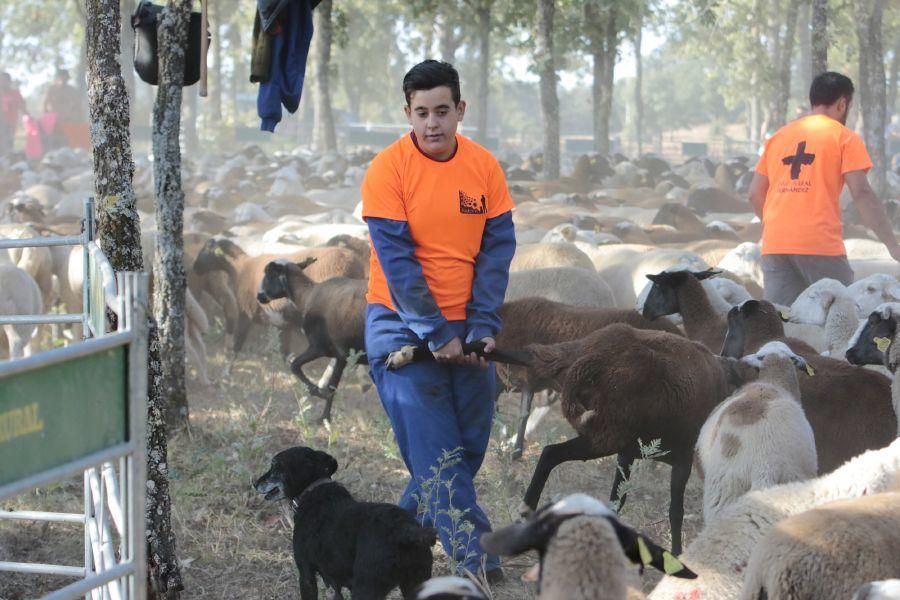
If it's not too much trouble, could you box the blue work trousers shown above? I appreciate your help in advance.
[365,304,500,574]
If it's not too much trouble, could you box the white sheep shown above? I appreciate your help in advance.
[649,438,900,600]
[482,494,696,600]
[695,341,817,523]
[740,492,900,600]
[848,273,900,318]
[510,242,595,273]
[717,241,763,289]
[0,264,43,359]
[506,267,617,308]
[853,580,900,600]
[787,278,862,356]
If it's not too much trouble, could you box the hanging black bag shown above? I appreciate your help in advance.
[132,0,209,86]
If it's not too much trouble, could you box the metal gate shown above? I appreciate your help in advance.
[0,200,148,599]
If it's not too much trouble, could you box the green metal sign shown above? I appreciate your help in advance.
[0,345,128,488]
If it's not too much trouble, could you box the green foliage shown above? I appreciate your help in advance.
[611,437,668,513]
[413,447,479,575]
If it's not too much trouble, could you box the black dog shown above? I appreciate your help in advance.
[254,446,437,600]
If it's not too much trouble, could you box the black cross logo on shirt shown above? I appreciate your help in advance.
[782,141,815,180]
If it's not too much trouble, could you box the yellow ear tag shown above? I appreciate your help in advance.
[637,536,652,567]
[778,308,790,320]
[875,337,892,353]
[805,364,815,377]
[662,551,686,575]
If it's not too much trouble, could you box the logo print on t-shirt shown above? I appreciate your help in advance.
[782,141,816,180]
[459,191,487,214]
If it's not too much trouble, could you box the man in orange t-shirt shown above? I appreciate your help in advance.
[362,60,515,582]
[748,71,900,305]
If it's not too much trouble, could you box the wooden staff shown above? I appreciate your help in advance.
[199,0,208,97]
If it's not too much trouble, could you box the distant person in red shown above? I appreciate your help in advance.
[41,69,84,149]
[0,72,26,156]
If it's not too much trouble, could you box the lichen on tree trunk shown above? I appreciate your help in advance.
[152,0,191,434]
[84,0,183,596]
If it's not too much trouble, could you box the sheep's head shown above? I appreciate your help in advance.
[257,257,317,304]
[643,268,720,320]
[483,494,696,588]
[846,302,900,367]
[742,341,814,377]
[193,237,243,275]
[848,274,900,318]
[788,278,846,326]
[414,577,488,600]
[721,299,785,358]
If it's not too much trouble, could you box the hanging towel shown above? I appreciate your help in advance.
[257,0,314,132]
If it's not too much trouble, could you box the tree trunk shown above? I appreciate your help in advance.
[184,87,198,152]
[474,3,491,145]
[312,0,337,153]
[586,1,618,155]
[633,13,643,156]
[438,10,461,63]
[811,0,827,75]
[888,31,899,114]
[210,1,223,121]
[771,0,802,128]
[121,0,136,104]
[152,0,190,430]
[227,24,241,124]
[854,0,887,198]
[535,0,559,179]
[84,0,183,597]
[797,0,812,98]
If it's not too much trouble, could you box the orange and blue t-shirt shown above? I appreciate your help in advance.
[756,114,873,256]
[362,132,515,351]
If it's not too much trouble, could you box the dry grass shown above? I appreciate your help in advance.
[0,324,705,599]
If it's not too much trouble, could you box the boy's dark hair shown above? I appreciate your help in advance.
[809,72,854,107]
[402,60,461,106]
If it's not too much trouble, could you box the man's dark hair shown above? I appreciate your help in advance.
[809,72,854,107]
[402,60,461,106]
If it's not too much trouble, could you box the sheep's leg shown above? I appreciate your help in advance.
[668,453,692,556]
[223,315,251,379]
[278,327,294,360]
[521,435,601,514]
[288,346,327,397]
[318,359,346,424]
[610,445,639,510]
[511,384,534,461]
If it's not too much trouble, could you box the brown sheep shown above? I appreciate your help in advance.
[192,237,365,376]
[495,297,683,460]
[509,323,757,555]
[642,268,729,351]
[257,259,367,423]
[721,299,895,473]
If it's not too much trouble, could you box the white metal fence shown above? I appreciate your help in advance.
[0,199,148,600]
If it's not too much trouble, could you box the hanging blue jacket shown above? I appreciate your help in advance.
[257,0,314,132]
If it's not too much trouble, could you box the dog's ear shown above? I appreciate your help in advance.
[312,450,338,477]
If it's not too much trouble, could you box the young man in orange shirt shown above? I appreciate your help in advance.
[748,71,900,305]
[362,60,515,581]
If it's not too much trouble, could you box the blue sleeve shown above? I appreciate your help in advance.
[465,211,516,343]
[366,217,457,351]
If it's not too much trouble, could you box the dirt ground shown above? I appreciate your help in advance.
[0,325,705,599]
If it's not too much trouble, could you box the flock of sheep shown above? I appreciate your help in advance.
[3,145,900,599]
